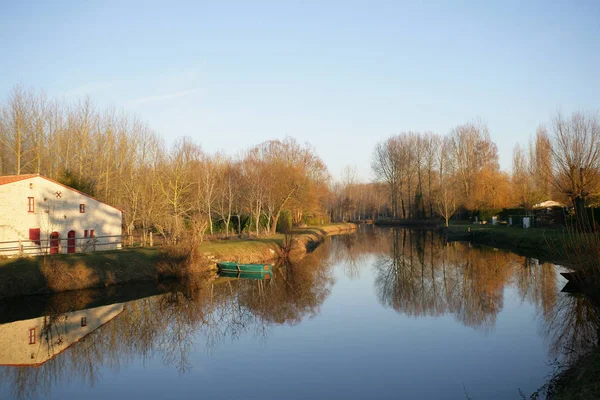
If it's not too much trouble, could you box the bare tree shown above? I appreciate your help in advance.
[550,111,600,226]
[435,138,460,226]
[372,137,401,218]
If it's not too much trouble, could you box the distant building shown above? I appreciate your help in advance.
[0,174,123,256]
[533,200,564,209]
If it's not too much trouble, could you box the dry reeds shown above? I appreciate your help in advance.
[156,239,213,279]
[554,221,600,284]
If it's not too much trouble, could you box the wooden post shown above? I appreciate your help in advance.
[18,239,23,255]
[149,232,153,247]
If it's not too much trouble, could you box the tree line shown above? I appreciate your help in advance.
[0,86,330,242]
[3,85,599,234]
[331,111,600,226]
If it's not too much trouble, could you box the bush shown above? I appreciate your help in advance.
[473,208,503,222]
[277,210,292,233]
[303,214,330,226]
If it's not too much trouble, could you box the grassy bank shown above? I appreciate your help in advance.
[444,224,568,263]
[0,223,357,299]
[543,348,600,399]
[197,223,358,264]
[0,248,163,299]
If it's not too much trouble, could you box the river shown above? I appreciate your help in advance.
[0,226,597,399]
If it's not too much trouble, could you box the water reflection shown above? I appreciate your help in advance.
[0,227,599,399]
[0,250,335,399]
[362,229,556,332]
[543,290,600,363]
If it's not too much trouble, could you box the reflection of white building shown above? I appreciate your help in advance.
[0,303,124,366]
[0,174,123,255]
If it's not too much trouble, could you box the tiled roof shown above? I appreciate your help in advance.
[0,174,39,186]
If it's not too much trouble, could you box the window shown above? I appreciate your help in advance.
[29,328,36,345]
[90,230,95,238]
[28,197,35,213]
[81,317,87,327]
[84,230,89,238]
[79,204,86,213]
[29,228,41,246]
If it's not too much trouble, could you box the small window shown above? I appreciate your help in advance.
[28,197,35,213]
[84,230,89,238]
[79,204,86,213]
[81,317,87,327]
[29,328,36,344]
[90,230,95,238]
[29,228,41,246]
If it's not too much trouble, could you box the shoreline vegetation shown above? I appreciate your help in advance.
[374,219,567,263]
[443,223,565,264]
[440,222,600,399]
[0,223,357,300]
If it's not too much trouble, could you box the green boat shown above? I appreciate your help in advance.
[216,261,273,273]
[218,270,272,280]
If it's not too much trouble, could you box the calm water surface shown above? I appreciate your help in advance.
[0,227,598,399]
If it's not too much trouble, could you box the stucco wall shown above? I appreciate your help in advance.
[0,176,123,255]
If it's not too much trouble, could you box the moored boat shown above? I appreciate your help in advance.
[218,270,272,280]
[216,261,273,273]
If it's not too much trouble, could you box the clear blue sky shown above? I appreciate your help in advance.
[1,0,598,180]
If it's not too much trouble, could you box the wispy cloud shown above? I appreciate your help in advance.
[130,89,201,106]
[62,81,114,97]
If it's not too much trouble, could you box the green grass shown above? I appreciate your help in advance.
[445,223,569,262]
[196,223,356,263]
[198,236,283,253]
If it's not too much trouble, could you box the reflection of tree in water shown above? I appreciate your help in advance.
[0,250,335,400]
[513,258,558,318]
[329,227,390,279]
[5,227,597,399]
[369,228,600,366]
[373,228,525,331]
[512,257,600,366]
[541,291,600,364]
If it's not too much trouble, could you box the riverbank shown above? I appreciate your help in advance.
[0,223,357,299]
[374,219,441,228]
[444,224,569,264]
[545,348,600,399]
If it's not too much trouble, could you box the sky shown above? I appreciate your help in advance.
[1,0,599,180]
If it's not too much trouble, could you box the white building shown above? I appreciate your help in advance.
[0,174,123,256]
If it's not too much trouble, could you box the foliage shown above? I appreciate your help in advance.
[56,170,96,196]
[473,208,503,222]
[276,210,292,233]
[0,87,332,243]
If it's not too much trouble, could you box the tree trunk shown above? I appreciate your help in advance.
[270,213,279,235]
[573,196,587,231]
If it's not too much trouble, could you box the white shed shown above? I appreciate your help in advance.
[0,174,123,256]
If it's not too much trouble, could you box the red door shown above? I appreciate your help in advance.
[50,232,60,254]
[67,230,76,254]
